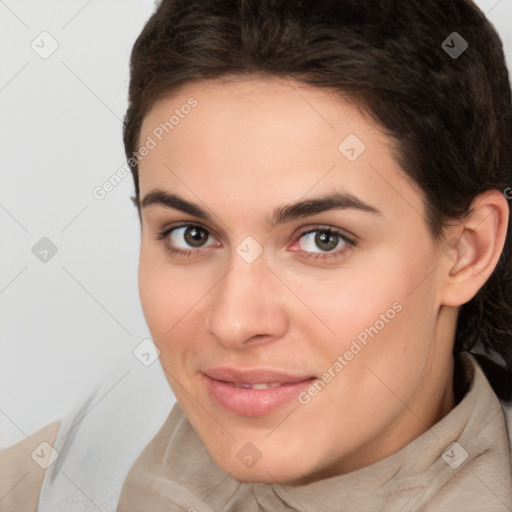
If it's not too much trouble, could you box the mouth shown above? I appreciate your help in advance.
[202,367,317,417]
[226,381,286,389]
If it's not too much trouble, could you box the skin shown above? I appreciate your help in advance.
[136,76,509,485]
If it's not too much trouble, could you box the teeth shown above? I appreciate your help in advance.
[233,382,283,389]
[251,383,267,390]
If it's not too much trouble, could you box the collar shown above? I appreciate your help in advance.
[117,352,512,511]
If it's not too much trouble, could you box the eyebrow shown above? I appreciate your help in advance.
[140,188,382,226]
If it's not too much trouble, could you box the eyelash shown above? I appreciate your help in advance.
[156,222,355,262]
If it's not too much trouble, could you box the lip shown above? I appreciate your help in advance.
[202,367,316,417]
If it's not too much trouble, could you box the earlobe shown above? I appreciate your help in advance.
[441,190,509,307]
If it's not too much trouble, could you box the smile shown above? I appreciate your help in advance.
[202,367,316,416]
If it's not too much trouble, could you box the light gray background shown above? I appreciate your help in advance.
[1,0,511,448]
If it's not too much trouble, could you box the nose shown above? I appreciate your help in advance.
[204,253,288,350]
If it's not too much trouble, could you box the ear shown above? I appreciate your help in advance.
[440,190,510,307]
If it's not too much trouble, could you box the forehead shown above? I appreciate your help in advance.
[140,76,374,159]
[137,77,425,223]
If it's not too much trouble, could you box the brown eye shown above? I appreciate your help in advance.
[298,229,346,253]
[314,231,339,251]
[184,226,209,247]
[292,227,354,263]
[163,224,215,251]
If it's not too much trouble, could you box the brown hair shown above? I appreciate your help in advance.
[123,0,512,398]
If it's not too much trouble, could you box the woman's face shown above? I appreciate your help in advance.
[137,77,455,484]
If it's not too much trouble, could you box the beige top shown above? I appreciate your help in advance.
[2,353,511,511]
[0,420,60,512]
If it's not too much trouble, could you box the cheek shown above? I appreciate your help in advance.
[138,252,167,335]
[138,258,192,381]
[308,250,439,370]
[138,248,187,338]
[293,267,402,347]
[328,281,439,408]
[138,247,214,362]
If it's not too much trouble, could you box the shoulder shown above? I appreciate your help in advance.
[470,352,512,456]
[0,420,61,512]
[37,362,176,511]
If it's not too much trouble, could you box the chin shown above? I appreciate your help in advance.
[231,470,276,484]
[228,466,298,485]
[210,450,314,486]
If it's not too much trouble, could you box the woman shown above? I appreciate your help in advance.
[2,0,511,510]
